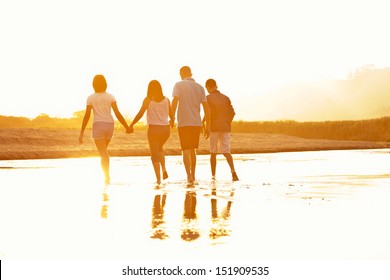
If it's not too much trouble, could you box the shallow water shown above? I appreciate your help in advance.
[1,149,390,260]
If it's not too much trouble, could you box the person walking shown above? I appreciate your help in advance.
[204,78,238,181]
[129,80,174,185]
[79,74,132,185]
[171,66,210,184]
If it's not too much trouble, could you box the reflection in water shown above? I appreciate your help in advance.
[181,189,200,241]
[100,187,109,219]
[2,151,390,259]
[150,193,168,239]
[210,184,234,240]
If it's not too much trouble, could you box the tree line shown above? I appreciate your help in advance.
[1,113,390,142]
[231,117,390,142]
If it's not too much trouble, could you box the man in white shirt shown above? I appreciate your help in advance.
[172,66,210,184]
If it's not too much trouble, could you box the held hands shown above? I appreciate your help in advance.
[169,118,175,128]
[203,122,210,139]
[126,125,134,134]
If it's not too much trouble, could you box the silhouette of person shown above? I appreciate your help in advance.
[204,79,238,181]
[171,66,210,184]
[209,185,234,239]
[181,190,199,241]
[129,80,174,185]
[79,74,132,185]
[151,193,168,239]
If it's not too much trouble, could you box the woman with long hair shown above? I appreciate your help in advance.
[130,80,174,185]
[79,74,132,184]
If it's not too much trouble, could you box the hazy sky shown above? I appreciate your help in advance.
[1,0,390,120]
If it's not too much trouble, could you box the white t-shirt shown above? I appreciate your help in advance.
[86,92,116,123]
[147,97,169,125]
[172,78,206,127]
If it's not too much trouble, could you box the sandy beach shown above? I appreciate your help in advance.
[1,149,390,260]
[0,128,389,160]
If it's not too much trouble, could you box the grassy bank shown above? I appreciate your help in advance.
[232,117,390,141]
[2,115,390,141]
[0,128,388,160]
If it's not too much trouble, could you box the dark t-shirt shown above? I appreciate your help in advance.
[206,90,235,132]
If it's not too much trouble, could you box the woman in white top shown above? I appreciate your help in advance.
[130,80,174,185]
[79,74,132,185]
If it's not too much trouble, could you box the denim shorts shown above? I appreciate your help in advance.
[92,122,114,140]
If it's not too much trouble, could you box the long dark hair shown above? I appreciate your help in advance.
[147,80,164,102]
[93,74,107,93]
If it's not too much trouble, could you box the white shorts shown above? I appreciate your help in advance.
[210,132,231,154]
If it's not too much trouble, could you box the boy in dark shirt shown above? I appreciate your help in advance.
[204,79,239,181]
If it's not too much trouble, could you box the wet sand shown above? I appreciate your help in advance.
[1,149,390,259]
[0,128,389,160]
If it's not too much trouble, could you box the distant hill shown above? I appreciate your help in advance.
[238,67,390,122]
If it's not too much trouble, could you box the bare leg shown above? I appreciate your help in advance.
[182,149,192,182]
[223,153,235,172]
[223,153,239,181]
[190,149,197,182]
[94,139,111,184]
[152,161,161,184]
[210,153,217,178]
[148,129,163,184]
[160,151,168,179]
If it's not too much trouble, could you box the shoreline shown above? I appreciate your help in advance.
[1,128,389,160]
